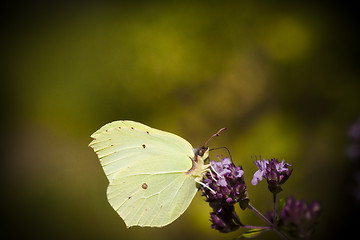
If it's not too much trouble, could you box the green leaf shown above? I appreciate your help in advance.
[236,229,268,239]
[239,198,250,210]
[278,197,286,212]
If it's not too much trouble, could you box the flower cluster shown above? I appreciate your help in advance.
[201,157,249,233]
[347,117,360,204]
[347,117,360,160]
[209,204,241,233]
[266,196,321,239]
[200,154,321,239]
[251,157,293,194]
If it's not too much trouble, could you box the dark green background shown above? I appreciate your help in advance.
[3,1,359,239]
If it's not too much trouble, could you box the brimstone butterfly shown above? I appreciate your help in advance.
[89,120,225,228]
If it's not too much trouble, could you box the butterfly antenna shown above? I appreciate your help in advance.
[209,146,233,162]
[201,127,227,148]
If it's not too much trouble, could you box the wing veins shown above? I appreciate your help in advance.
[101,150,189,168]
[105,152,190,177]
[147,174,184,226]
[124,195,147,224]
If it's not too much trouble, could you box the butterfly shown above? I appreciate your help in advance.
[89,120,225,228]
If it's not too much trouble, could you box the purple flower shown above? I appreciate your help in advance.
[201,157,249,233]
[266,196,321,239]
[251,159,269,185]
[347,118,360,160]
[276,160,290,172]
[348,119,360,140]
[210,204,241,233]
[251,157,293,194]
[202,157,248,206]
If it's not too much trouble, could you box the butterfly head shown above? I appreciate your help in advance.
[193,146,209,161]
[188,128,226,179]
[188,146,209,178]
[195,127,227,161]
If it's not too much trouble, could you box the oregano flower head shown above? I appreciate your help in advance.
[251,157,293,194]
[201,157,249,233]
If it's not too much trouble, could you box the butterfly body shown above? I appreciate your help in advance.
[89,120,209,227]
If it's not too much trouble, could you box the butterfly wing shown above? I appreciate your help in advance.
[107,166,197,227]
[89,120,197,227]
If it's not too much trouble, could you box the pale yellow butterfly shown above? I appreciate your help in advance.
[89,120,225,228]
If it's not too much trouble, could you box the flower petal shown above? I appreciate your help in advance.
[234,168,244,178]
[251,170,264,185]
[217,178,228,187]
[222,157,232,166]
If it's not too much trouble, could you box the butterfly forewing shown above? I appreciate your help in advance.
[89,120,194,181]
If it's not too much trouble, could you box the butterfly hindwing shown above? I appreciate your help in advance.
[107,166,197,227]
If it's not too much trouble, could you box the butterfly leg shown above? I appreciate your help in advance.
[201,168,219,184]
[195,177,216,194]
[202,164,224,179]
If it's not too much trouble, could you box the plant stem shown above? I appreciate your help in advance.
[273,193,277,225]
[248,203,273,226]
[248,203,290,240]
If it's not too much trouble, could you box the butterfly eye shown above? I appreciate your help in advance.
[198,148,205,156]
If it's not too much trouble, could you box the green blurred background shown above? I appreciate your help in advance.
[3,1,359,239]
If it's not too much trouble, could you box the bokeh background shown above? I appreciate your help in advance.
[3,1,359,239]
